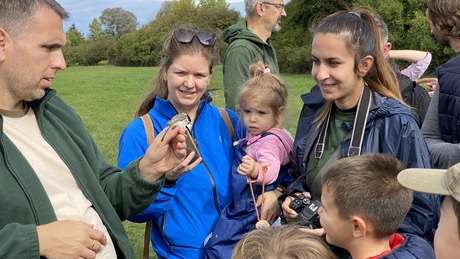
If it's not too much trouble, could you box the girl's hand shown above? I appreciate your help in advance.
[237,155,259,179]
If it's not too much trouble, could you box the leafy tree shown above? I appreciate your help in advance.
[114,0,239,66]
[65,23,85,47]
[199,0,229,9]
[352,0,453,74]
[88,18,106,41]
[100,7,138,39]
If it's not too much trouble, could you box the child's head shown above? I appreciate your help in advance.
[312,8,403,123]
[232,225,337,259]
[319,153,412,249]
[239,62,288,134]
[398,162,460,259]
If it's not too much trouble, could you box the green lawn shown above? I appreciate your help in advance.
[53,65,316,258]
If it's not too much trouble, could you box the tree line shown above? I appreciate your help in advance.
[63,0,452,75]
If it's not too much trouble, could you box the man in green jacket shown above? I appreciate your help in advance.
[223,0,287,112]
[0,1,192,258]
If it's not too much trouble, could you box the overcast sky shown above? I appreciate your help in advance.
[59,0,246,37]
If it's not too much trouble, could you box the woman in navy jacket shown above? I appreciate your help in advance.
[281,9,439,244]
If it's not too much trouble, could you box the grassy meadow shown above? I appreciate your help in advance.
[52,65,315,258]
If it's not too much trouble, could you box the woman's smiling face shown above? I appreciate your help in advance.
[311,33,366,110]
[165,53,211,115]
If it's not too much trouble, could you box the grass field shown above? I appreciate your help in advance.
[52,65,316,258]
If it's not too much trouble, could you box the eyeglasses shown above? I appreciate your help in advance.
[173,29,216,46]
[261,1,285,11]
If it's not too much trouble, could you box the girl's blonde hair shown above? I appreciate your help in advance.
[232,225,337,259]
[239,62,288,128]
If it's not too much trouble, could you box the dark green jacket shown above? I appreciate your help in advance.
[0,89,164,258]
[222,20,279,111]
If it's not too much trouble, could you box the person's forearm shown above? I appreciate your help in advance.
[389,50,428,63]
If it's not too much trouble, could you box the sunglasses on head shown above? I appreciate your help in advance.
[173,29,216,46]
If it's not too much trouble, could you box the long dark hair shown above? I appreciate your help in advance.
[313,8,404,125]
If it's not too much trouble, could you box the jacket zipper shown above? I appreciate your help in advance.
[161,213,174,253]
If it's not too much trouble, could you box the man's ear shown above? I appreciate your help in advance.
[0,29,7,62]
[357,55,374,77]
[351,215,367,238]
[383,42,392,59]
[256,2,265,16]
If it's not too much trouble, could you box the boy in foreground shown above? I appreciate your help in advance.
[318,153,435,258]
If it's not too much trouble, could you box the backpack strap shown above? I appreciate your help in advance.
[141,113,155,145]
[218,107,234,142]
[140,113,154,259]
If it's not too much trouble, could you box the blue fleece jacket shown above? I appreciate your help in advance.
[117,96,243,259]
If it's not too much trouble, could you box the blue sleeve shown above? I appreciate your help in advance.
[396,116,434,169]
[393,114,440,244]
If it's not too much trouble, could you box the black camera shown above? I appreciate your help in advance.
[289,194,322,229]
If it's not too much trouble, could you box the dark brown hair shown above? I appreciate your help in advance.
[313,8,403,125]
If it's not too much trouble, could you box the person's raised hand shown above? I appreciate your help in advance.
[165,151,202,182]
[138,126,187,182]
[237,155,258,179]
[416,77,437,92]
[37,221,107,259]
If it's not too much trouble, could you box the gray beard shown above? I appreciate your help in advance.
[272,23,281,33]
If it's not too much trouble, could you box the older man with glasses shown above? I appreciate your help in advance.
[222,0,287,112]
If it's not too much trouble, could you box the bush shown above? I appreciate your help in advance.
[63,39,116,66]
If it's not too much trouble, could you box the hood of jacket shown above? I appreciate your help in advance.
[223,20,270,46]
[246,128,293,154]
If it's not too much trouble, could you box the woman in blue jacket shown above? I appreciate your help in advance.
[117,29,244,258]
[281,9,439,244]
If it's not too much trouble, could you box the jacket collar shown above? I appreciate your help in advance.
[151,93,213,120]
[301,88,414,132]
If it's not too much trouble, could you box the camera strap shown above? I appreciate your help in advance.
[310,83,372,198]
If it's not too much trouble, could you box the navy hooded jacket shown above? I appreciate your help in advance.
[290,89,440,244]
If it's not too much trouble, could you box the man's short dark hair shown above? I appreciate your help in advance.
[0,0,68,38]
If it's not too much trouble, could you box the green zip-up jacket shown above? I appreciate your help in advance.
[0,89,164,258]
[222,20,280,112]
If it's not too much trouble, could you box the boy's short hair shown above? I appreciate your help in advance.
[232,225,337,259]
[321,153,413,238]
[398,162,460,236]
